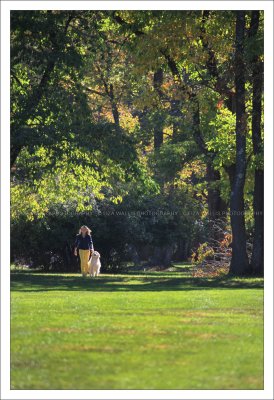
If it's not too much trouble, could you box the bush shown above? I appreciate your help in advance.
[11,187,201,272]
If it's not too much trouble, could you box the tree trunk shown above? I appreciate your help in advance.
[170,99,181,142]
[206,164,227,219]
[10,142,21,170]
[153,123,164,149]
[225,164,236,189]
[229,11,250,275]
[192,96,227,221]
[153,69,164,149]
[149,245,173,268]
[109,83,120,129]
[251,169,264,275]
[249,11,264,275]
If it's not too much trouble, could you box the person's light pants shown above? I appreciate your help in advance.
[79,249,90,276]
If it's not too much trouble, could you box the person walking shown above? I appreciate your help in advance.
[74,225,94,276]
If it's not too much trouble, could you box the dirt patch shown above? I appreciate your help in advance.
[40,327,137,335]
[40,327,81,333]
[111,329,137,335]
[183,332,239,340]
[51,344,121,353]
[144,343,171,350]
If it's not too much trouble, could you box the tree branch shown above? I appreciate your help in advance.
[199,10,235,111]
[11,12,77,168]
[11,70,25,88]
[82,85,106,97]
[112,12,145,37]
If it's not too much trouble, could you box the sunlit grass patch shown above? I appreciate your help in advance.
[11,268,263,390]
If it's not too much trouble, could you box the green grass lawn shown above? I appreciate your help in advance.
[11,266,264,390]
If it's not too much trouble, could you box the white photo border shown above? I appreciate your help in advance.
[1,1,273,399]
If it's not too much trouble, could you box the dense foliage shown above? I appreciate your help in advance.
[10,10,264,275]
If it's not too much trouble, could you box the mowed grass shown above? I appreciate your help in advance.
[11,266,264,390]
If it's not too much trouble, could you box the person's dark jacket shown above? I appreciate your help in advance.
[74,234,94,250]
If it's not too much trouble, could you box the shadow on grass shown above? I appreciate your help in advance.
[10,271,264,293]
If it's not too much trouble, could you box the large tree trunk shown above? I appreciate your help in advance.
[229,11,249,275]
[251,169,264,275]
[249,11,264,275]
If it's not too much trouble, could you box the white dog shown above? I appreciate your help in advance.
[88,251,101,277]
